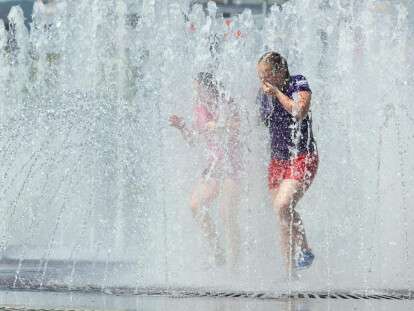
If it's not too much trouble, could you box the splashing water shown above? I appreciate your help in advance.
[0,0,413,293]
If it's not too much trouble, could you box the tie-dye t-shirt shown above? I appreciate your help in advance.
[257,75,317,160]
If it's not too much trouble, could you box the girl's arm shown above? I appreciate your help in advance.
[262,82,311,121]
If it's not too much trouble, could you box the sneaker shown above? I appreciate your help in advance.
[295,249,315,270]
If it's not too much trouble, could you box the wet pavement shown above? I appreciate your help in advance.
[0,259,413,311]
[0,290,413,311]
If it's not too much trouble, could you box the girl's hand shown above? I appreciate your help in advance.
[206,121,217,130]
[206,121,226,131]
[169,115,185,130]
[262,81,279,96]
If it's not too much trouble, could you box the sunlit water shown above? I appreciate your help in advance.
[0,0,413,293]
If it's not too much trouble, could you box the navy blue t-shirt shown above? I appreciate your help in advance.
[257,75,317,160]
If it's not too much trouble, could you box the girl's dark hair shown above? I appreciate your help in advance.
[258,51,290,78]
[196,72,216,88]
[196,72,220,99]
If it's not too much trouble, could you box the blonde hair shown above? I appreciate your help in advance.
[258,51,290,78]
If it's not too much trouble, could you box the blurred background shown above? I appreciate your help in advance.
[1,1,413,32]
[1,0,413,29]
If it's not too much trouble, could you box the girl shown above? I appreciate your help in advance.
[256,52,318,272]
[169,72,242,267]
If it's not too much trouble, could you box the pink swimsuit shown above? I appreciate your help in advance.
[193,104,224,160]
[193,103,242,179]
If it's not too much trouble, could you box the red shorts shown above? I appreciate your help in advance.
[268,153,319,191]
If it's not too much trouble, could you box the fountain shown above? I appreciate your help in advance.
[0,0,413,298]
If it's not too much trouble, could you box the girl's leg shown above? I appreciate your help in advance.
[219,177,241,267]
[190,178,221,260]
[270,179,309,270]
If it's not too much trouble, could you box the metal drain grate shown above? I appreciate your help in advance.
[143,290,414,301]
[0,283,412,302]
